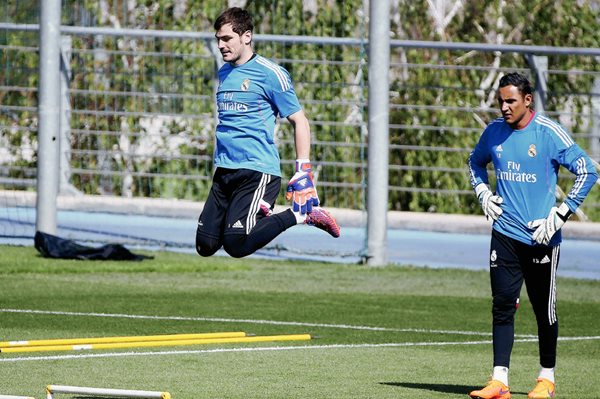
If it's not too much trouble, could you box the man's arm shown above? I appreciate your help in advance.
[562,145,599,212]
[468,140,503,221]
[287,110,310,159]
[285,109,320,214]
[467,144,490,190]
[528,144,598,245]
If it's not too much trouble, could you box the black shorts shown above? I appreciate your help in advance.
[197,168,281,238]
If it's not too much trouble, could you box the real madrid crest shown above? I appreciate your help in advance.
[490,250,497,262]
[528,144,537,157]
[241,78,250,91]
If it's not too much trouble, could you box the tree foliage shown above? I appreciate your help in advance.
[387,0,600,218]
[1,0,599,219]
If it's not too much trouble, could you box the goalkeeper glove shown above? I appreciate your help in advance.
[286,159,320,214]
[475,183,503,221]
[527,202,572,245]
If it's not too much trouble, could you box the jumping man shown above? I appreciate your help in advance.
[196,7,340,259]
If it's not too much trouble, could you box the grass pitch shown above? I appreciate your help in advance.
[0,245,598,398]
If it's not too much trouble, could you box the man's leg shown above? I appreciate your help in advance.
[490,230,524,371]
[221,170,296,258]
[470,231,523,399]
[523,243,559,399]
[522,244,559,369]
[223,211,297,258]
[196,170,230,257]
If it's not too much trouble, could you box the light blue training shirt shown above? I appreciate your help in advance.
[214,54,302,177]
[468,112,598,246]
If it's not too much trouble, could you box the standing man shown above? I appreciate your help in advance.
[196,7,340,259]
[468,72,597,399]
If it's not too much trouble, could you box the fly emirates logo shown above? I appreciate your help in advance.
[218,92,249,112]
[496,161,537,183]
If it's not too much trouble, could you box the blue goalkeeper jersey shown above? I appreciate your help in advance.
[214,54,302,177]
[468,112,598,246]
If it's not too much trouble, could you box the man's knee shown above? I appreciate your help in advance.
[196,232,220,257]
[492,292,519,324]
[223,235,252,258]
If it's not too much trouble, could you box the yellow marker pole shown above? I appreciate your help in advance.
[0,332,246,348]
[1,334,312,353]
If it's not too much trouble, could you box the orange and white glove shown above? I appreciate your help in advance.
[286,159,320,214]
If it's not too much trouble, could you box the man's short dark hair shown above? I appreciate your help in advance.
[214,7,254,36]
[499,72,533,96]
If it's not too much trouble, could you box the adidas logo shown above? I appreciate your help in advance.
[540,255,551,264]
[232,220,244,229]
[496,145,503,151]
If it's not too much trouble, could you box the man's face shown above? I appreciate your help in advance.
[215,23,252,65]
[497,85,533,129]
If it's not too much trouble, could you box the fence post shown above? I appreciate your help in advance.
[35,0,62,234]
[208,38,224,162]
[591,77,600,159]
[59,35,79,196]
[366,0,390,266]
[526,54,548,114]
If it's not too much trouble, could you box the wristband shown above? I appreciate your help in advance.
[295,159,311,172]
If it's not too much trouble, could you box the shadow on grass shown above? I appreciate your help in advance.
[380,381,473,395]
[380,382,527,396]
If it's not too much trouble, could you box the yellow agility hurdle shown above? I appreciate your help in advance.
[0,331,246,348]
[1,334,312,353]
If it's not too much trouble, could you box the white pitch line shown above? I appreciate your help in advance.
[2,335,599,363]
[0,308,537,338]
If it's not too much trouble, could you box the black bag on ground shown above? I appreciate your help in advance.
[34,231,153,261]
